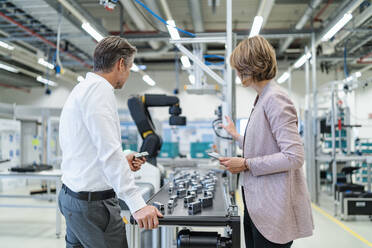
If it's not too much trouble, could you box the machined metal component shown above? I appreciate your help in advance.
[153,201,165,214]
[199,196,213,208]
[204,190,214,199]
[188,201,202,215]
[184,195,195,207]
[177,188,187,198]
[170,195,178,203]
[195,184,203,194]
[187,189,197,196]
[167,199,176,213]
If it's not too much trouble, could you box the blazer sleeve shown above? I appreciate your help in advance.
[237,135,244,149]
[246,92,304,177]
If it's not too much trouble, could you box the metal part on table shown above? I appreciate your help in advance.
[188,201,202,215]
[184,195,195,208]
[135,169,240,247]
[199,196,213,208]
[153,202,165,215]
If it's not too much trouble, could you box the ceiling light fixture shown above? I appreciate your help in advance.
[82,22,104,42]
[294,52,311,69]
[36,76,58,87]
[249,16,263,38]
[277,72,290,84]
[77,76,85,82]
[142,74,156,86]
[321,13,353,42]
[0,63,19,73]
[131,63,140,72]
[0,41,15,50]
[38,58,54,70]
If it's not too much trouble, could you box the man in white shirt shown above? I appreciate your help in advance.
[58,36,162,248]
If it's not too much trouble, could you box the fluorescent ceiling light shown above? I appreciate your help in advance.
[277,72,290,84]
[82,22,104,42]
[235,76,241,85]
[249,16,263,38]
[180,56,191,68]
[294,52,311,69]
[0,41,14,50]
[166,20,180,40]
[131,63,140,72]
[38,58,54,70]
[321,13,352,42]
[188,74,195,85]
[0,63,19,73]
[77,76,85,82]
[36,76,58,87]
[142,74,156,86]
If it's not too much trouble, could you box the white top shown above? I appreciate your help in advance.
[59,72,146,213]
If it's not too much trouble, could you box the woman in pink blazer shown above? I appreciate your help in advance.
[220,36,314,248]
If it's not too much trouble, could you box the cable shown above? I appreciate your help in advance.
[212,119,233,140]
[132,0,196,37]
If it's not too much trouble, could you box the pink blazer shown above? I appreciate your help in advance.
[239,81,314,244]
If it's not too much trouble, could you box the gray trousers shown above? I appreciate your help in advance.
[58,188,128,248]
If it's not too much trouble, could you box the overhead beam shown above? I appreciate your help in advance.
[279,0,322,54]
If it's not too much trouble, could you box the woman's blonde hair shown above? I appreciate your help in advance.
[230,35,277,83]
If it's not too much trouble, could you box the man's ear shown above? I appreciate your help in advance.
[116,58,125,72]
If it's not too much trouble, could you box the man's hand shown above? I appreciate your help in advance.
[133,205,163,229]
[126,153,146,172]
[219,116,239,140]
[219,157,247,174]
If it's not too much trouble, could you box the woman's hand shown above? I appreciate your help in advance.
[219,157,247,174]
[219,116,239,140]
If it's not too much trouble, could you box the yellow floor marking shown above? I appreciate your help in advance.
[312,203,372,248]
[235,190,244,213]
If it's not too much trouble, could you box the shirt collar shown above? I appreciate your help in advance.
[85,72,114,90]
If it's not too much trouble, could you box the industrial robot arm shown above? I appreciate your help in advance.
[128,94,186,165]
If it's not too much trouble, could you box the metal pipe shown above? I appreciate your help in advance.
[256,0,276,28]
[143,0,167,32]
[188,0,205,32]
[0,11,91,69]
[0,82,31,93]
[119,0,162,50]
[311,32,319,205]
[119,1,124,37]
[279,0,322,54]
[305,46,310,110]
[159,0,173,20]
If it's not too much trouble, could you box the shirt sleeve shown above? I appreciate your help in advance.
[246,93,304,177]
[84,90,146,213]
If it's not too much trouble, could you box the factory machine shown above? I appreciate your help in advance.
[315,78,372,220]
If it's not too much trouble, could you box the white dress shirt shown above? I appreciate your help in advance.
[59,72,146,213]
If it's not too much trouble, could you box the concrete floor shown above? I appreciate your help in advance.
[0,185,372,248]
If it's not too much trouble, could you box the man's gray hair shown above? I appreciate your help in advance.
[93,36,137,73]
